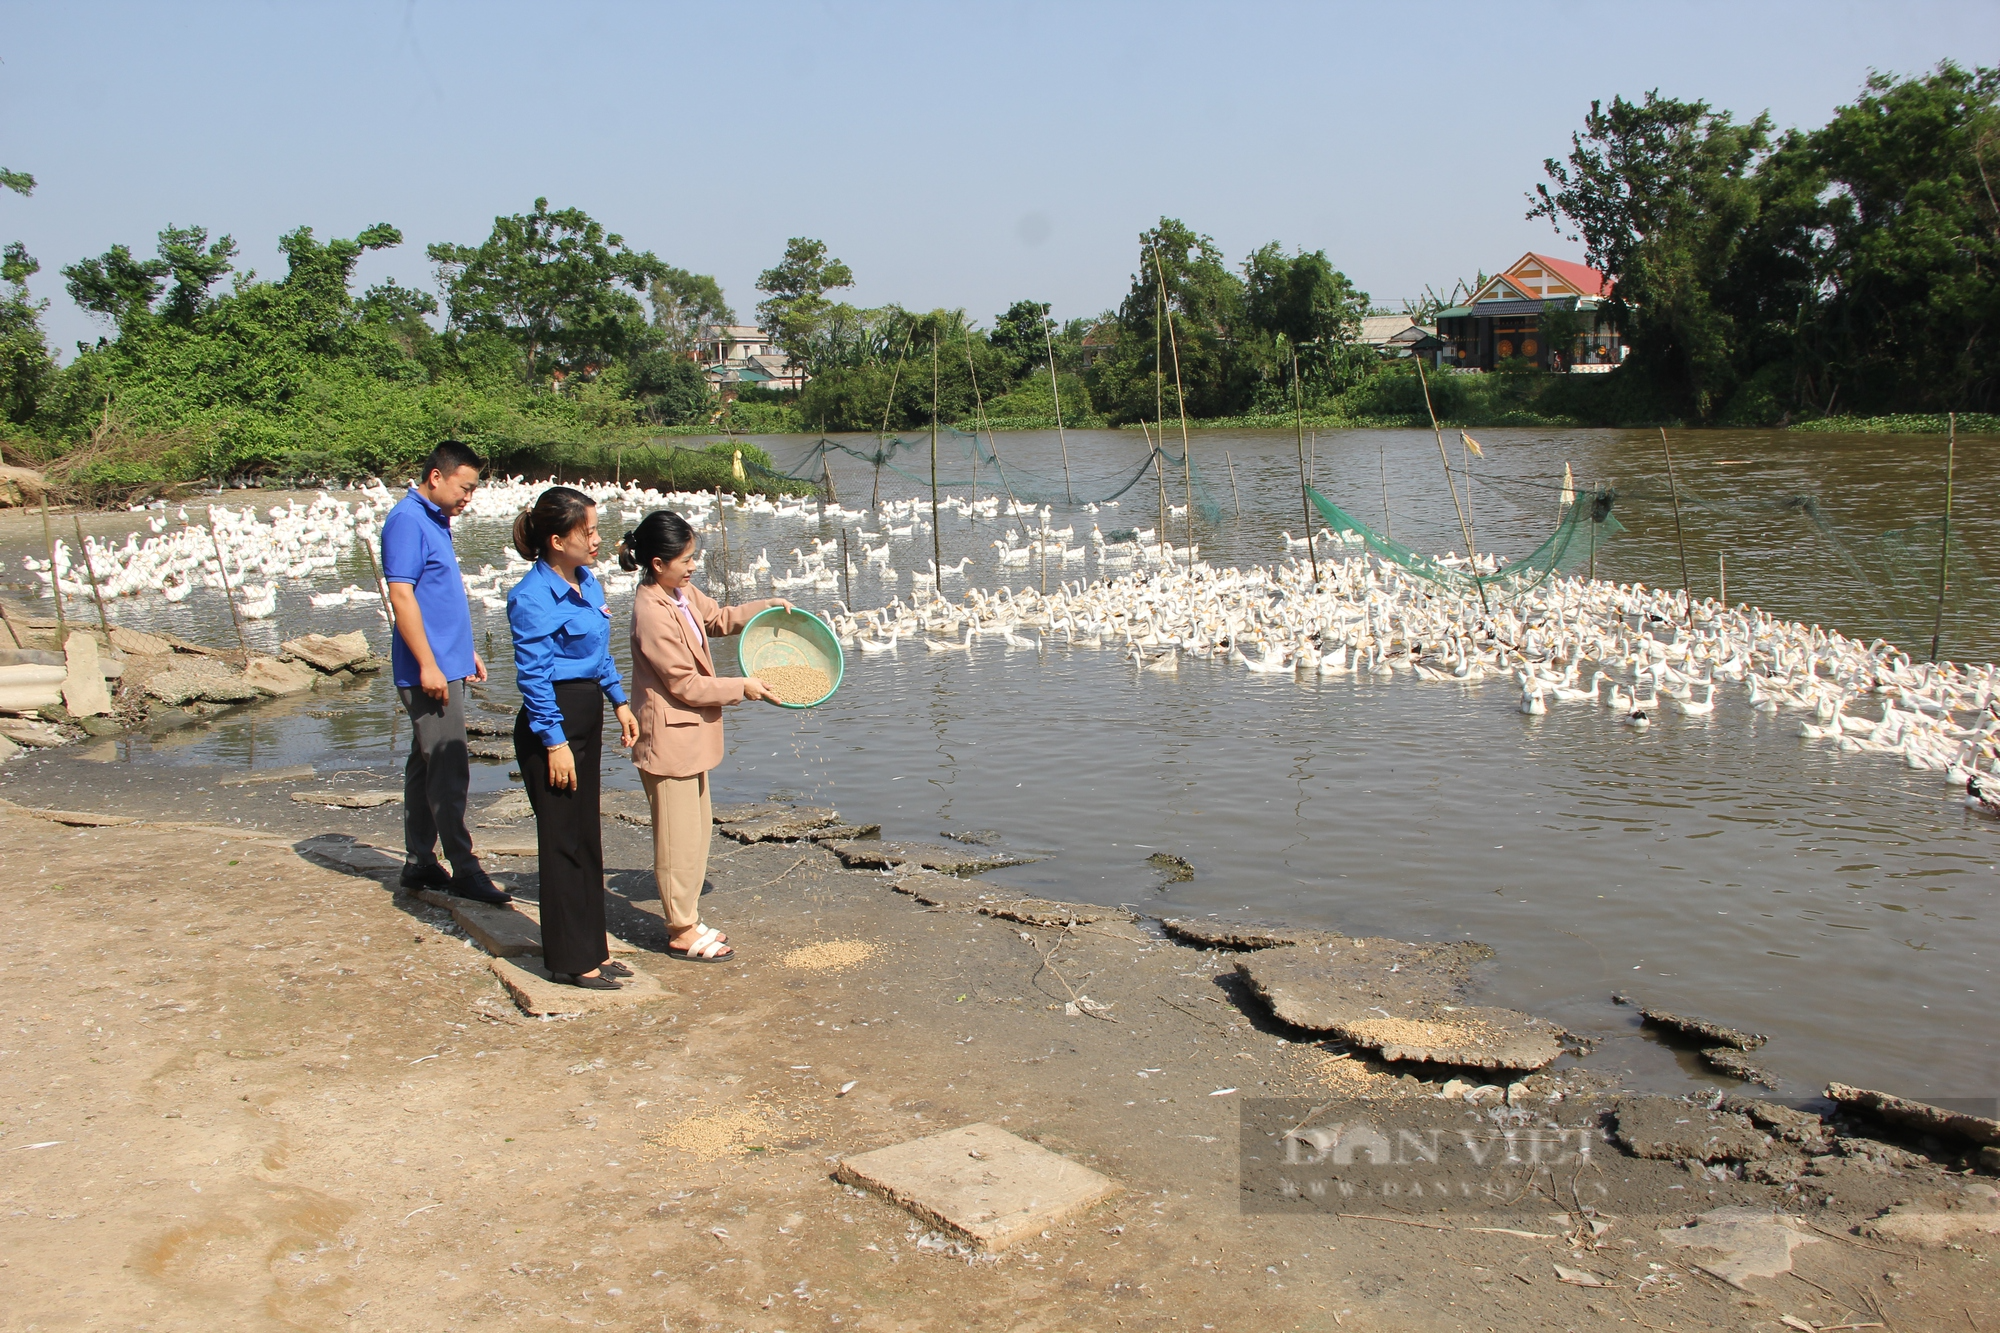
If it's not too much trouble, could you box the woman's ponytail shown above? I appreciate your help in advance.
[512,486,595,561]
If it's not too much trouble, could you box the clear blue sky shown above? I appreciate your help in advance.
[5,1,1995,357]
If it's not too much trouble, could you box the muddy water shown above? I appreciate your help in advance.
[7,426,1996,1103]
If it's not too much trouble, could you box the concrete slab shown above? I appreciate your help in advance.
[1234,939,1563,1070]
[281,631,370,673]
[1159,917,1336,951]
[604,790,652,826]
[0,716,70,747]
[712,801,785,824]
[718,806,840,843]
[1826,1082,2000,1148]
[295,835,401,874]
[824,839,1038,875]
[477,790,534,824]
[290,789,401,809]
[61,633,112,716]
[107,625,174,656]
[834,1122,1118,1252]
[1611,1097,1772,1162]
[414,888,542,957]
[1621,998,1767,1050]
[242,655,316,697]
[480,840,538,857]
[220,764,316,787]
[488,955,669,1017]
[1700,1047,1776,1085]
[810,823,882,842]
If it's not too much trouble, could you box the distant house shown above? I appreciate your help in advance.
[695,323,807,394]
[1079,321,1120,368]
[1358,314,1443,360]
[1433,253,1626,372]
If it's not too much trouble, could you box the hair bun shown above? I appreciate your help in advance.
[616,531,640,572]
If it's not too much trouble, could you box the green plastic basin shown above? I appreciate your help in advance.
[737,606,845,709]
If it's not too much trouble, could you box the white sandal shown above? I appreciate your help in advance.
[668,925,733,962]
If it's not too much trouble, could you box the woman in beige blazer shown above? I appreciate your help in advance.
[618,510,787,962]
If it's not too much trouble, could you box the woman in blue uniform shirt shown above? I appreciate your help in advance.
[507,486,640,989]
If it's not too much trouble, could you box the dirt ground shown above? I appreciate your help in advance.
[1,760,1997,1333]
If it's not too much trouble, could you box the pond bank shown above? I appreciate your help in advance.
[1,747,1996,1330]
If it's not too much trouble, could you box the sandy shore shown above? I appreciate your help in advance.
[2,748,1997,1332]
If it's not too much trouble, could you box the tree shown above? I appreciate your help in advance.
[627,349,712,425]
[1528,91,1776,418]
[1089,218,1251,421]
[647,267,733,355]
[1241,243,1371,395]
[754,237,853,374]
[428,198,666,380]
[988,299,1054,375]
[1805,62,2000,412]
[63,243,170,330]
[156,225,238,326]
[0,241,53,423]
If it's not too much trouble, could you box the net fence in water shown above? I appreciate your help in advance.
[1307,483,1624,599]
[763,430,1227,522]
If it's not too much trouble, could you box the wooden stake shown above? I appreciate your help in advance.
[1044,316,1073,503]
[1659,428,1694,628]
[361,534,394,635]
[72,516,112,639]
[1290,346,1320,586]
[1380,444,1393,542]
[1718,552,1727,609]
[1931,413,1956,663]
[1224,451,1242,518]
[1152,246,1195,571]
[840,526,853,610]
[929,333,942,595]
[40,492,67,643]
[875,321,916,516]
[714,486,731,606]
[207,507,250,658]
[1413,357,1486,615]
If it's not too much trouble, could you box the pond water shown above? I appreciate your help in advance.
[10,425,1997,1103]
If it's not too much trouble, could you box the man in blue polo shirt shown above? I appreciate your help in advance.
[381,439,509,906]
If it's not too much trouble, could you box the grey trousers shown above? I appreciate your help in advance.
[398,679,477,872]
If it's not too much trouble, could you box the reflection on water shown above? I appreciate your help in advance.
[7,426,1996,1100]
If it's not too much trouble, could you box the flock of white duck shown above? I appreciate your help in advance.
[17,476,1999,816]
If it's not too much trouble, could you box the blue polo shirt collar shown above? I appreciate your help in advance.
[408,486,450,527]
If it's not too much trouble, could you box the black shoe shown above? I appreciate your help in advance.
[399,861,452,893]
[449,874,512,906]
[552,972,620,990]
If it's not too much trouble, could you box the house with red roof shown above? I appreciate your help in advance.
[1433,252,1626,372]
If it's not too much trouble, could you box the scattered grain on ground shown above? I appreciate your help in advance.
[780,939,878,972]
[646,1109,769,1162]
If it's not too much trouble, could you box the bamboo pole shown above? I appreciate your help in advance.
[40,493,66,643]
[1718,553,1726,610]
[1152,246,1196,570]
[207,508,250,658]
[1224,451,1241,519]
[1658,428,1694,628]
[929,333,942,595]
[361,534,394,634]
[1044,316,1073,503]
[1930,412,1956,663]
[1412,356,1487,615]
[1289,346,1320,586]
[1380,443,1392,542]
[841,526,853,610]
[72,516,112,640]
[963,325,1022,517]
[874,322,916,515]
[714,486,731,607]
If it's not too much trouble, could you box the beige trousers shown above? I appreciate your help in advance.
[641,770,711,931]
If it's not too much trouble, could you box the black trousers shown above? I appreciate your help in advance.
[514,681,606,977]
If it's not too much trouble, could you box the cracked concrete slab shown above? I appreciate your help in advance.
[834,1122,1118,1251]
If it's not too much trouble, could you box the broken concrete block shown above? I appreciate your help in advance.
[718,805,840,843]
[289,789,401,809]
[0,662,65,713]
[824,839,1037,875]
[809,823,881,842]
[1233,939,1561,1070]
[1825,1082,2000,1149]
[414,887,541,957]
[60,633,112,716]
[1159,917,1337,951]
[280,631,371,673]
[834,1122,1118,1251]
[477,790,534,824]
[0,734,18,761]
[1612,1097,1771,1162]
[1700,1047,1776,1085]
[1656,1207,1818,1287]
[242,655,316,697]
[1633,1004,1767,1051]
[711,801,786,824]
[0,715,70,747]
[107,625,174,656]
[144,660,260,705]
[219,764,316,787]
[488,955,667,1017]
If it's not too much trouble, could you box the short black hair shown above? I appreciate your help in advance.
[421,439,485,485]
